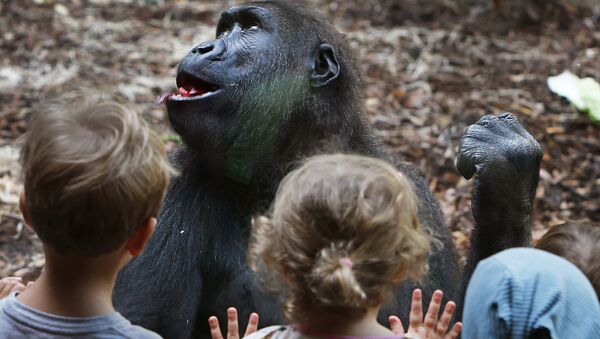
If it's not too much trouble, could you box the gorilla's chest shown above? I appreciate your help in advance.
[160,172,284,335]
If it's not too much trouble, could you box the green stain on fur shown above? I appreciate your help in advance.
[225,74,307,184]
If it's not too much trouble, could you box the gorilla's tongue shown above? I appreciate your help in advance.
[178,86,206,97]
[157,86,207,104]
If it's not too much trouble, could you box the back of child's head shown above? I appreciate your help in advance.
[20,96,174,257]
[249,154,430,323]
[535,221,600,299]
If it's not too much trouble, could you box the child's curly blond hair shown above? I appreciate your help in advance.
[249,154,430,324]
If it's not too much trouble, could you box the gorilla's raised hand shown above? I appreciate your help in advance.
[457,113,542,227]
[455,113,542,316]
[457,113,542,184]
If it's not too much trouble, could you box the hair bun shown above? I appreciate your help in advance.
[308,243,367,309]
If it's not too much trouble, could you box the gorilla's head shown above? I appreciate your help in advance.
[164,1,366,183]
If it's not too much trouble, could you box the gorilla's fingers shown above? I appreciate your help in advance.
[456,145,477,180]
[498,112,530,138]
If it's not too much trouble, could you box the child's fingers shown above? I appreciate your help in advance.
[0,279,22,299]
[244,312,259,337]
[423,290,443,330]
[1,277,21,283]
[444,322,462,339]
[435,301,455,335]
[0,284,9,298]
[409,289,423,329]
[0,277,20,290]
[208,316,224,339]
[388,315,405,335]
[227,307,239,339]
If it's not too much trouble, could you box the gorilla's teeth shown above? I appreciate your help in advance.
[178,87,191,97]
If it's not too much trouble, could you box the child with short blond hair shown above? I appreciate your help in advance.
[0,97,174,338]
[210,154,461,339]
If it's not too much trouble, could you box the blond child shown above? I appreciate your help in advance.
[210,154,461,339]
[0,97,174,338]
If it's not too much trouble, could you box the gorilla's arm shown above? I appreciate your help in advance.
[114,151,206,339]
[456,113,542,307]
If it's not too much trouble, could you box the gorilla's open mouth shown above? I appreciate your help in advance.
[160,72,222,103]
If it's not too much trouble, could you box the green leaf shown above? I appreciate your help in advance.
[579,77,600,123]
[547,71,600,124]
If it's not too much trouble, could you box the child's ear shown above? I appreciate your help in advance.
[126,217,157,257]
[19,191,32,227]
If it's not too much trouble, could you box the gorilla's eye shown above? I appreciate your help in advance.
[240,12,261,31]
[242,21,260,32]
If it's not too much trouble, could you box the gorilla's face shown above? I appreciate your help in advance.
[164,2,343,182]
[165,5,282,154]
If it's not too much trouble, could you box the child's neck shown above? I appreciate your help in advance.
[16,247,125,317]
[304,306,396,337]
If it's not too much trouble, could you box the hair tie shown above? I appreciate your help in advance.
[339,257,353,268]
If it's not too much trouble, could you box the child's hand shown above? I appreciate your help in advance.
[0,277,26,299]
[388,289,462,339]
[208,307,259,339]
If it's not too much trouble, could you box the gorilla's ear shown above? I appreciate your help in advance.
[310,43,340,88]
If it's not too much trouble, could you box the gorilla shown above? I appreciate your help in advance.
[113,1,542,338]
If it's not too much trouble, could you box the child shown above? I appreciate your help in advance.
[462,248,600,338]
[210,154,461,339]
[535,221,600,299]
[0,97,174,338]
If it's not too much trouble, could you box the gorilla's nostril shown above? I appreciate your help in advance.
[191,44,214,54]
[189,40,226,61]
